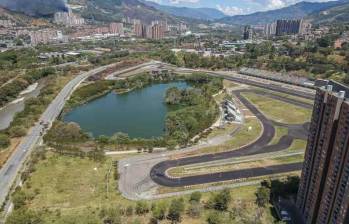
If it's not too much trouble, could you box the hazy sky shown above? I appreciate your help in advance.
[147,0,333,15]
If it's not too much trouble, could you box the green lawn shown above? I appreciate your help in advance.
[254,88,315,105]
[198,117,262,154]
[287,139,307,152]
[269,126,289,145]
[168,153,304,178]
[242,92,312,124]
[16,152,275,224]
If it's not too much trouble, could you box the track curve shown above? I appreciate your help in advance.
[150,89,312,187]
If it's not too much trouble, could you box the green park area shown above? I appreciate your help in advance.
[197,117,262,155]
[7,151,277,224]
[242,92,312,124]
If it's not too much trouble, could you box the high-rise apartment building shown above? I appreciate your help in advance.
[276,19,302,36]
[109,23,124,36]
[54,8,84,27]
[297,80,349,224]
[264,22,276,38]
[134,22,146,38]
[151,24,165,40]
[243,25,253,40]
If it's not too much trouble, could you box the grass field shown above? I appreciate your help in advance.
[269,126,288,145]
[242,92,312,124]
[287,139,307,152]
[168,153,304,178]
[197,117,262,155]
[254,88,315,105]
[17,152,276,224]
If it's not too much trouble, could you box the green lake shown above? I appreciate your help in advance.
[63,82,188,138]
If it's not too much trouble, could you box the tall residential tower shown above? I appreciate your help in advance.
[297,81,349,224]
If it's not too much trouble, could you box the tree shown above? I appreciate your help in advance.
[44,121,89,143]
[99,207,122,224]
[151,202,167,221]
[206,211,223,224]
[12,190,27,209]
[9,125,27,137]
[165,87,182,105]
[189,191,202,203]
[97,135,110,145]
[187,201,201,218]
[126,205,133,216]
[135,201,149,215]
[0,133,10,148]
[167,198,185,223]
[256,186,270,208]
[207,189,231,211]
[111,132,130,149]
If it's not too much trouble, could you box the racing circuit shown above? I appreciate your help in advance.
[150,89,312,187]
[117,68,315,200]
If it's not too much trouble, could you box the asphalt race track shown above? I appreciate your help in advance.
[150,89,312,187]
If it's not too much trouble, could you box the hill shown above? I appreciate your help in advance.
[0,0,67,17]
[68,0,178,23]
[218,0,348,25]
[308,1,349,24]
[0,0,180,24]
[143,1,225,20]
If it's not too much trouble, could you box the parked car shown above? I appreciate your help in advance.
[281,210,291,221]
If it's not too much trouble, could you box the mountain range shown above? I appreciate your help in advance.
[309,1,349,24]
[142,1,226,21]
[68,0,178,23]
[217,0,349,25]
[0,0,348,26]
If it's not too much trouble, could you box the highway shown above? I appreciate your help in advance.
[0,63,116,206]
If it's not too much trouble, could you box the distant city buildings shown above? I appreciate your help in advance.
[109,23,124,36]
[262,19,312,38]
[243,25,253,40]
[264,22,277,38]
[275,19,303,36]
[132,19,185,40]
[0,20,15,28]
[297,81,349,224]
[29,29,66,45]
[54,8,84,27]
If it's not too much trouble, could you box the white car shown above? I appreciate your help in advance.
[281,210,291,221]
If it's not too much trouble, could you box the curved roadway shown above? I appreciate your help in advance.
[0,63,118,206]
[150,89,312,187]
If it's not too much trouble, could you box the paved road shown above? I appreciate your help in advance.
[150,89,310,187]
[0,64,116,206]
[0,61,315,203]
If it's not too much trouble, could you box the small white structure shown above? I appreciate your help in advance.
[222,99,242,123]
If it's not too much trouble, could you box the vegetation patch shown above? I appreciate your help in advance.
[0,68,81,154]
[242,92,312,124]
[7,151,276,224]
[168,154,304,178]
[63,72,223,150]
[197,117,262,155]
[269,126,289,145]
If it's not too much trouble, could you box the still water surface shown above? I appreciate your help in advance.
[63,82,188,138]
